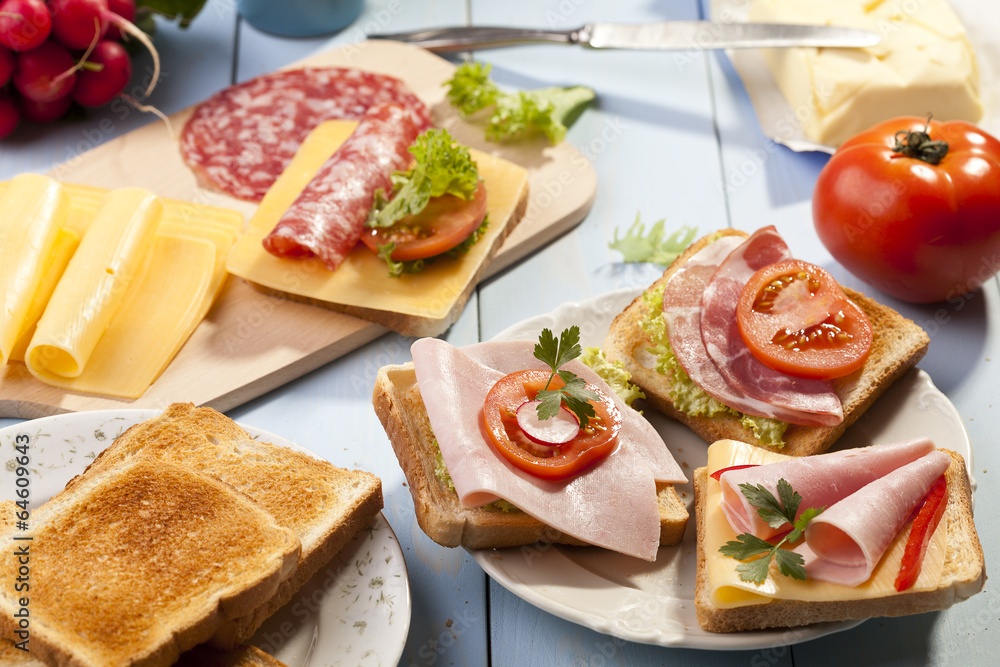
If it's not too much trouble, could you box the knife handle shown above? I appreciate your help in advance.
[368,26,583,52]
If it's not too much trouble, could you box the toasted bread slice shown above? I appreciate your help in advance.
[0,458,300,667]
[64,403,384,648]
[692,450,985,632]
[372,362,688,549]
[176,645,289,667]
[603,229,930,457]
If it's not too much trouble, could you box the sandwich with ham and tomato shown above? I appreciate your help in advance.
[604,227,930,456]
[372,327,689,561]
[694,437,984,631]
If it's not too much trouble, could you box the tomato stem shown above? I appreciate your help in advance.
[892,118,948,165]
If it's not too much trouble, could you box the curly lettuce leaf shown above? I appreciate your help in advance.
[367,128,480,230]
[581,347,644,408]
[136,1,208,28]
[445,62,595,144]
[611,215,698,266]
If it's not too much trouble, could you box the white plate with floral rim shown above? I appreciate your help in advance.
[471,288,972,650]
[0,409,410,666]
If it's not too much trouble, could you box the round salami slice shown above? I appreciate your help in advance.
[262,103,421,271]
[180,67,432,202]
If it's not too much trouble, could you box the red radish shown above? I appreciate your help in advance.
[0,0,52,52]
[18,91,72,122]
[12,40,76,103]
[49,0,108,50]
[72,39,130,107]
[515,400,580,447]
[0,91,19,138]
[104,0,134,41]
[49,0,158,96]
[0,44,13,85]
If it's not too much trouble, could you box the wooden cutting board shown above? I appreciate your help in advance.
[0,40,597,419]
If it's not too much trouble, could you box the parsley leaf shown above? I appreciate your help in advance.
[719,478,824,584]
[610,215,697,266]
[445,62,595,145]
[533,327,599,428]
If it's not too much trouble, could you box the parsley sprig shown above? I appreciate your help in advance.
[533,327,599,428]
[719,479,824,584]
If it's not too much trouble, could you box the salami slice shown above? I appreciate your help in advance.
[180,67,432,202]
[262,103,421,271]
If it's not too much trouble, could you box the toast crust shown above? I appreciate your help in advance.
[692,450,986,632]
[372,362,689,550]
[603,229,930,457]
[251,181,530,337]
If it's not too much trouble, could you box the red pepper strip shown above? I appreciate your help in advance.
[709,464,760,481]
[894,474,949,592]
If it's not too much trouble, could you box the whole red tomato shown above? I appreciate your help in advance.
[813,117,1000,303]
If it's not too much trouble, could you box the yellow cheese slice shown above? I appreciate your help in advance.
[27,188,164,380]
[749,0,981,146]
[0,174,70,366]
[225,119,530,322]
[704,439,947,608]
[35,234,215,398]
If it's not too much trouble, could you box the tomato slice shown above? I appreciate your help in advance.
[482,369,621,481]
[361,180,487,261]
[737,259,873,380]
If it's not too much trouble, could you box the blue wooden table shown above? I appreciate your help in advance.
[1,1,996,665]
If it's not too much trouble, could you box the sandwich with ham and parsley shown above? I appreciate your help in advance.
[603,227,930,456]
[694,438,984,631]
[372,327,689,561]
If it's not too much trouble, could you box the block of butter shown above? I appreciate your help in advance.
[749,0,982,147]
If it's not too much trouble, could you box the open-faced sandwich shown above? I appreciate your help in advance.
[604,227,930,456]
[694,438,985,631]
[373,327,688,561]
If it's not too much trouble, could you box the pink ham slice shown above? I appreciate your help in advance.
[411,337,687,561]
[663,235,831,425]
[262,103,421,271]
[719,437,936,540]
[801,450,951,586]
[700,227,843,426]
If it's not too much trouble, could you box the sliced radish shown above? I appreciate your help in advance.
[515,400,580,447]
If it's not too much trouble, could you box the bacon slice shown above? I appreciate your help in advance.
[802,450,951,587]
[411,337,686,561]
[718,438,936,540]
[262,103,421,271]
[701,227,843,426]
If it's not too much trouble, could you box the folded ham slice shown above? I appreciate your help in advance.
[700,227,843,426]
[719,437,936,540]
[662,235,836,426]
[802,450,951,586]
[411,337,686,561]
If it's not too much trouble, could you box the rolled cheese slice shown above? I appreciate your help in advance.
[27,188,163,379]
[0,174,70,366]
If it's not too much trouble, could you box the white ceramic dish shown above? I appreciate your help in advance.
[472,287,972,650]
[0,410,410,666]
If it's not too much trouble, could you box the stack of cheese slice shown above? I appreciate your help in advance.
[0,174,241,398]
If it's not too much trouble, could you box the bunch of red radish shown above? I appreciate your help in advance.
[1,0,158,139]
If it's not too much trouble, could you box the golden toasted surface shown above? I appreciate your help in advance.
[603,229,930,457]
[692,449,985,633]
[176,645,290,667]
[372,363,688,550]
[0,458,300,667]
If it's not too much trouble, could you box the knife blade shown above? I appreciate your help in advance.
[368,21,881,53]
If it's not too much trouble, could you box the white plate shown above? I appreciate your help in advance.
[473,287,973,650]
[0,410,410,667]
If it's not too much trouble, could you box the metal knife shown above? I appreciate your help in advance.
[368,22,881,52]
